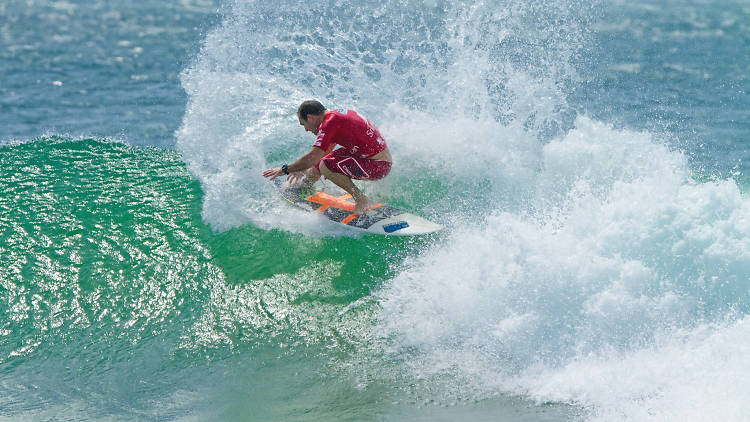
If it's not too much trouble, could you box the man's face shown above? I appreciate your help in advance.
[299,114,320,135]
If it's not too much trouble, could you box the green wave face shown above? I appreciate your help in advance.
[0,137,471,420]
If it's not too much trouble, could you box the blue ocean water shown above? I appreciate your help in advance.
[1,1,749,421]
[0,0,220,147]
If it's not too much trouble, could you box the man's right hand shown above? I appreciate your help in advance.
[262,167,284,180]
[262,167,306,186]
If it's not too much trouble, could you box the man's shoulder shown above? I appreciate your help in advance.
[322,109,367,132]
[330,109,362,118]
[321,110,348,128]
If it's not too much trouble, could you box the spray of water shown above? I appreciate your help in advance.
[178,0,750,419]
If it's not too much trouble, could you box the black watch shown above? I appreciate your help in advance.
[281,164,289,175]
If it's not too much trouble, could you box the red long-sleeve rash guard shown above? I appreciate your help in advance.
[313,109,388,158]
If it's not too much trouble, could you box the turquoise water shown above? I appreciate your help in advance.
[2,1,750,421]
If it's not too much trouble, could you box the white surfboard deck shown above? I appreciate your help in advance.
[272,178,442,236]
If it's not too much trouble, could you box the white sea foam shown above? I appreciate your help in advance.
[516,317,750,421]
[378,117,750,420]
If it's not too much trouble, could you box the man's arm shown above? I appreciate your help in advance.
[287,147,327,173]
[262,147,329,180]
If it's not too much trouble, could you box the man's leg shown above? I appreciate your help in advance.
[319,161,371,214]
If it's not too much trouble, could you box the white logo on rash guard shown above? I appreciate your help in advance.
[364,118,376,138]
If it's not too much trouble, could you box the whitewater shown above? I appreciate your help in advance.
[1,0,749,421]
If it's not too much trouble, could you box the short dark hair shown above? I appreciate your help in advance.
[297,100,326,121]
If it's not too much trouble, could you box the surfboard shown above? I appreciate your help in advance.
[272,178,442,235]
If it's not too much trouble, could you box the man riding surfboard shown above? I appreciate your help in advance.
[262,100,392,214]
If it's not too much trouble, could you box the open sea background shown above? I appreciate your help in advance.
[1,0,749,420]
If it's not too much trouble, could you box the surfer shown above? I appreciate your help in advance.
[263,100,393,214]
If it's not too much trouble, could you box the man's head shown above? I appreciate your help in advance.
[297,100,327,134]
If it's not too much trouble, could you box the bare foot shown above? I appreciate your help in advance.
[353,195,371,214]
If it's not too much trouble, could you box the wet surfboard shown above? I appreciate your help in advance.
[272,178,442,235]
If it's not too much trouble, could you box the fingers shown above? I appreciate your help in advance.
[262,167,281,179]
